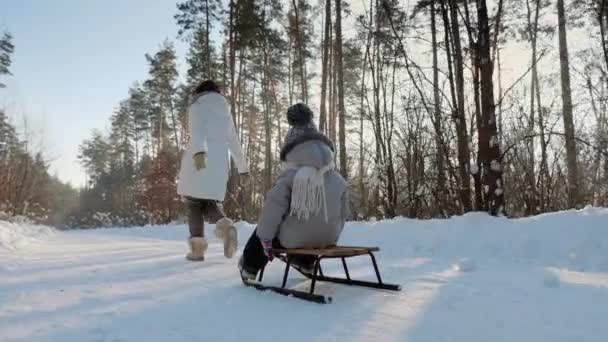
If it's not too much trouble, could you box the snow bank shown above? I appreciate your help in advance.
[0,220,55,251]
[75,206,608,273]
[344,206,608,272]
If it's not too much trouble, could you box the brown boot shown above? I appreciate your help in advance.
[215,218,238,259]
[186,237,208,261]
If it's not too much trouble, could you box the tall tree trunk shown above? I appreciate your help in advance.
[292,0,308,103]
[463,1,484,211]
[372,0,382,217]
[524,0,540,215]
[601,81,608,205]
[358,2,374,219]
[536,70,548,211]
[263,90,272,194]
[319,0,332,134]
[477,0,504,216]
[288,34,294,105]
[335,0,347,178]
[387,54,398,215]
[169,101,180,152]
[430,0,446,215]
[262,40,272,194]
[229,0,236,121]
[158,110,164,158]
[492,0,504,145]
[497,47,503,142]
[557,0,579,208]
[225,0,239,217]
[222,42,228,93]
[587,73,602,205]
[440,0,461,210]
[330,32,337,145]
[359,65,366,218]
[447,0,472,212]
[599,0,608,76]
[205,0,211,77]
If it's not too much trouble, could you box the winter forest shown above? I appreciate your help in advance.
[1,0,607,228]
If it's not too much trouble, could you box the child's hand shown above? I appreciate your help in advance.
[193,152,207,171]
[261,239,274,261]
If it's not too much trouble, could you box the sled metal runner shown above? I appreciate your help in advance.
[243,280,330,304]
[250,246,401,304]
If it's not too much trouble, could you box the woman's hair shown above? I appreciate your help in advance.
[193,80,221,95]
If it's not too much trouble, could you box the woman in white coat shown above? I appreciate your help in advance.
[177,80,248,261]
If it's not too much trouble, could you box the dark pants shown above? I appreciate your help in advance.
[186,197,226,238]
[241,229,316,274]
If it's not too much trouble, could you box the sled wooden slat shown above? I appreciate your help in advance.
[252,245,401,304]
[272,246,380,257]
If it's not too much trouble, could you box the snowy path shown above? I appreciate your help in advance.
[1,209,608,341]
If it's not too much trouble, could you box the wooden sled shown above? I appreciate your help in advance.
[244,246,402,304]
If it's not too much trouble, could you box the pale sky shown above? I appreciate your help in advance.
[0,0,188,187]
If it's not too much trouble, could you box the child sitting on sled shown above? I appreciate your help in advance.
[238,103,350,281]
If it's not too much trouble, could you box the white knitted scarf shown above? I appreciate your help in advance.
[283,162,334,222]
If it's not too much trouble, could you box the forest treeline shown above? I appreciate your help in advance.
[1,0,607,227]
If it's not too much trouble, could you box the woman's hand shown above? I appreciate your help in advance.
[193,152,208,171]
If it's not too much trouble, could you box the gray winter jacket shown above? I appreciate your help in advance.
[256,140,350,248]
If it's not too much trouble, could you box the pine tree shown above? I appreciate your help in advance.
[185,26,220,84]
[144,41,180,152]
[0,32,14,88]
[175,0,222,79]
[78,131,111,188]
[127,84,151,164]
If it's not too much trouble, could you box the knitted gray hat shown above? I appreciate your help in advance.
[280,104,334,161]
[287,103,314,127]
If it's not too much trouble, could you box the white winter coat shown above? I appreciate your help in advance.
[177,92,248,201]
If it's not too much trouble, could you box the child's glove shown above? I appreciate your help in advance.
[261,239,274,261]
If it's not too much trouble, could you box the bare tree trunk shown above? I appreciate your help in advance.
[262,41,272,194]
[229,0,237,121]
[463,1,484,211]
[557,0,579,208]
[430,0,446,215]
[359,66,366,218]
[387,53,398,215]
[327,13,335,143]
[526,0,548,211]
[335,0,347,178]
[601,81,608,205]
[497,48,503,142]
[599,0,608,75]
[222,42,228,93]
[525,0,540,215]
[477,0,504,216]
[225,0,239,217]
[491,0,504,145]
[319,0,332,134]
[587,73,602,205]
[291,0,308,103]
[372,0,382,217]
[447,0,472,212]
[288,33,294,105]
[205,0,211,77]
[536,71,548,211]
[358,2,374,219]
[330,33,338,146]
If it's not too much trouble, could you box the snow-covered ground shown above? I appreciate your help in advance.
[1,208,608,342]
